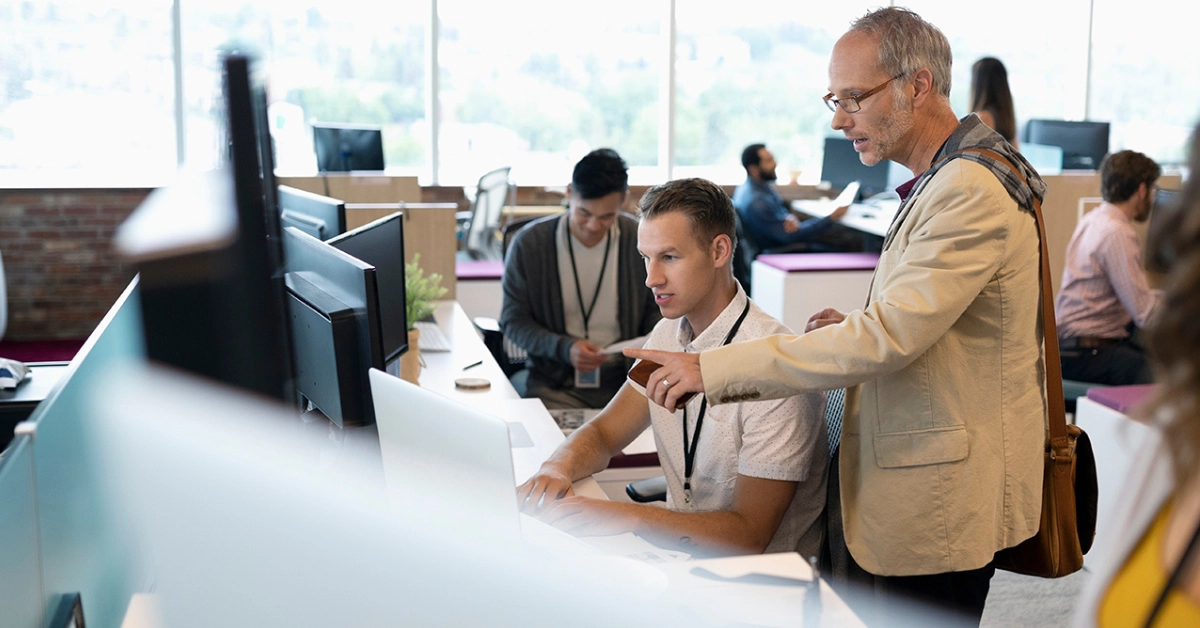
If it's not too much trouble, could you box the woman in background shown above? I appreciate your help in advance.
[1074,126,1200,626]
[970,57,1018,147]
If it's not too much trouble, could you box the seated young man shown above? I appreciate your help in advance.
[517,178,828,558]
[501,149,661,409]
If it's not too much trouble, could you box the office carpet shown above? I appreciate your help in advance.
[981,568,1091,626]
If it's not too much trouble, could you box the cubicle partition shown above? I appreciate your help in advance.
[0,279,147,628]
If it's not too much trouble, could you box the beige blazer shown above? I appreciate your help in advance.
[702,158,1046,575]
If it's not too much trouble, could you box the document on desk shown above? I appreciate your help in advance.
[659,552,866,627]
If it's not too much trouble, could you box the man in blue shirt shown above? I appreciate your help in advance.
[732,144,849,252]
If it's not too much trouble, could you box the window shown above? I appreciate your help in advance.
[181,0,427,174]
[673,3,876,185]
[0,1,175,175]
[903,1,1092,129]
[1089,0,1199,165]
[437,0,661,186]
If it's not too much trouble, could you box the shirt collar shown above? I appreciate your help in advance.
[895,173,921,200]
[675,283,750,352]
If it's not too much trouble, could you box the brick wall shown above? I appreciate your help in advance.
[0,189,149,340]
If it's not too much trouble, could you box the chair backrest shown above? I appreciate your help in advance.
[825,387,846,456]
[501,215,540,259]
[732,213,758,294]
[465,167,513,260]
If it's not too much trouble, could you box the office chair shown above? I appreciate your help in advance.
[732,213,759,294]
[473,316,529,379]
[625,388,849,503]
[460,167,514,261]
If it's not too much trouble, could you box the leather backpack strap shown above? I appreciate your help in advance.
[942,148,1068,446]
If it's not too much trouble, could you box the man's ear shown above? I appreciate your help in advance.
[711,233,733,268]
[910,67,937,108]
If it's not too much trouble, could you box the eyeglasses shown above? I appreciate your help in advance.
[823,75,904,113]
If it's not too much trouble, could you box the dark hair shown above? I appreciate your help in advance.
[1142,125,1200,487]
[741,144,766,171]
[970,57,1017,144]
[571,148,628,199]
[637,178,736,253]
[1100,150,1160,203]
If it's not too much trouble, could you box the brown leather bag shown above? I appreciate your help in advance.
[951,148,1099,578]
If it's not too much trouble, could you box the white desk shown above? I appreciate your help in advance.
[1073,386,1156,568]
[792,197,899,238]
[751,253,878,333]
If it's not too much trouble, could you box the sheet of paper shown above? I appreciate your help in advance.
[831,180,859,209]
[604,335,649,354]
[690,551,814,580]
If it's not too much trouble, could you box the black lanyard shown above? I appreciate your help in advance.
[565,222,612,339]
[681,298,752,504]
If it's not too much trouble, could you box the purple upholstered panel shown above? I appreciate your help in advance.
[1086,384,1157,414]
[756,252,880,272]
[456,260,505,280]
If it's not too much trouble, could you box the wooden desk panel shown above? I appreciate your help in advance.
[344,203,459,300]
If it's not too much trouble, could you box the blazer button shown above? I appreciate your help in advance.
[750,392,761,399]
[721,396,731,403]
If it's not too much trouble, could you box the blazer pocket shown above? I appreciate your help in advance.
[873,425,968,469]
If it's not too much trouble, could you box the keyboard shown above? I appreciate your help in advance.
[413,321,452,352]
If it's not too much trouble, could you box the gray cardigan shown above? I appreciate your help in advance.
[500,212,660,386]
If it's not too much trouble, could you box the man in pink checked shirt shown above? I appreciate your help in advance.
[1055,150,1163,385]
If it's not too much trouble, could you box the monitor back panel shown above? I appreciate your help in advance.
[821,137,890,199]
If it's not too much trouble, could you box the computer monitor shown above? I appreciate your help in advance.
[115,52,294,403]
[1146,188,1181,274]
[312,123,385,172]
[278,185,347,241]
[1024,119,1110,170]
[283,226,385,427]
[328,213,409,363]
[821,137,891,200]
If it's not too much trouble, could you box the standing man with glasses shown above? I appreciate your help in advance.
[1055,150,1163,385]
[502,148,660,409]
[628,7,1048,624]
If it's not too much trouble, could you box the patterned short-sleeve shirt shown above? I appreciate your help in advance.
[628,284,828,555]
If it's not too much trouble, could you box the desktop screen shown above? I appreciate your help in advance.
[821,137,890,199]
[1146,188,1181,274]
[328,213,409,363]
[1024,119,1110,170]
[283,226,385,427]
[313,123,385,172]
[278,185,347,241]
[119,52,294,403]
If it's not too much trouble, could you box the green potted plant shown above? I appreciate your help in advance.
[401,253,447,383]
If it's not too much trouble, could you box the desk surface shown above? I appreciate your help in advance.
[792,198,898,238]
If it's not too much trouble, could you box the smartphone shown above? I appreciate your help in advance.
[628,359,696,409]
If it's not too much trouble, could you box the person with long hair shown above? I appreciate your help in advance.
[970,57,1018,147]
[1074,126,1200,626]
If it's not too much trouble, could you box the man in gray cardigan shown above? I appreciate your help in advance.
[501,149,660,409]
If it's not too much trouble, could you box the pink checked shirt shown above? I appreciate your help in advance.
[1055,204,1162,339]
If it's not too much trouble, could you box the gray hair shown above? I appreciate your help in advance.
[850,7,953,99]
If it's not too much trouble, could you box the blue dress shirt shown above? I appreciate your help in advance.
[732,178,833,251]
